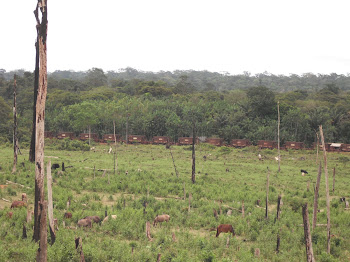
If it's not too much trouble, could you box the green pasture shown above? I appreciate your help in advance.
[0,141,350,261]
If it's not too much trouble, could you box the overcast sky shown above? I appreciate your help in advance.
[1,0,350,75]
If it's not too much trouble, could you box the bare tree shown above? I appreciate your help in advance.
[12,74,18,173]
[33,1,48,261]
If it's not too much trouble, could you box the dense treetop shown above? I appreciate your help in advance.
[1,67,350,146]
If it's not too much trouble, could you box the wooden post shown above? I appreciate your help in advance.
[332,167,335,193]
[266,167,270,219]
[302,203,315,262]
[156,253,161,262]
[33,5,48,262]
[276,195,282,221]
[22,223,27,239]
[319,125,331,254]
[12,74,18,173]
[277,101,281,173]
[191,122,196,184]
[146,221,153,241]
[242,200,245,218]
[276,231,280,253]
[47,161,55,245]
[312,162,322,230]
[75,237,85,262]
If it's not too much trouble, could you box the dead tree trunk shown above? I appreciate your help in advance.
[33,3,48,262]
[276,231,280,253]
[312,162,322,230]
[266,167,270,219]
[12,74,18,173]
[47,161,55,245]
[191,122,196,184]
[315,132,319,164]
[302,203,315,262]
[319,125,331,254]
[277,101,281,173]
[75,237,85,262]
[29,35,40,163]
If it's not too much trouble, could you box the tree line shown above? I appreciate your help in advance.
[0,68,350,146]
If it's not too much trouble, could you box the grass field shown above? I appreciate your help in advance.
[0,141,350,261]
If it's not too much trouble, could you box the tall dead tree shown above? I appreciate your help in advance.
[319,125,331,254]
[33,1,48,261]
[277,101,281,172]
[312,162,322,230]
[332,167,335,193]
[12,74,18,173]
[29,25,40,163]
[191,121,196,184]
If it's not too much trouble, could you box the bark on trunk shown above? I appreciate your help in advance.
[276,195,282,221]
[319,125,331,254]
[47,161,55,245]
[302,203,315,262]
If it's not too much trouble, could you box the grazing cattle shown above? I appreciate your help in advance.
[301,169,308,176]
[64,212,72,219]
[77,218,92,228]
[52,164,60,170]
[216,224,235,237]
[102,215,117,224]
[340,197,346,202]
[258,154,262,161]
[11,201,27,209]
[84,216,101,224]
[22,193,27,202]
[153,214,170,226]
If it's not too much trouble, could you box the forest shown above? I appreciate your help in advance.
[1,67,350,147]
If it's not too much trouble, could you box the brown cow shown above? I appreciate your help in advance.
[84,216,101,224]
[102,215,117,224]
[153,214,170,226]
[64,212,72,219]
[10,201,27,209]
[216,224,235,237]
[77,218,92,228]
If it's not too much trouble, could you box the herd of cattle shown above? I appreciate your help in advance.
[45,131,350,152]
[7,195,235,238]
